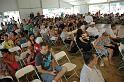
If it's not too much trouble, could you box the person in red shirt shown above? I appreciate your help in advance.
[1,49,19,74]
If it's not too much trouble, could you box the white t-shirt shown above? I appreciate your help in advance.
[86,27,99,37]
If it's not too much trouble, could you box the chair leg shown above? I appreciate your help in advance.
[64,75,69,82]
[118,66,124,70]
[74,69,79,78]
[19,60,23,68]
[63,42,68,50]
[119,61,124,65]
[22,60,26,66]
[34,70,42,81]
[79,49,83,55]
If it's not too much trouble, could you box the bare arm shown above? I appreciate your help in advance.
[36,66,56,75]
[52,59,58,68]
[79,37,88,44]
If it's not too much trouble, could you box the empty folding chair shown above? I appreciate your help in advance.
[118,43,124,70]
[15,65,42,82]
[54,51,79,82]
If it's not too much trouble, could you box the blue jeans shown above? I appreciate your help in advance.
[41,66,62,82]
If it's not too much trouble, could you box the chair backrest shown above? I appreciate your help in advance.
[119,43,124,56]
[9,46,21,52]
[22,65,35,74]
[15,65,35,79]
[54,51,72,63]
[21,42,28,48]
[20,50,29,59]
[15,68,25,79]
[54,51,66,61]
[31,79,42,82]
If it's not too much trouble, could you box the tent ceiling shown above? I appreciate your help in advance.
[61,0,110,5]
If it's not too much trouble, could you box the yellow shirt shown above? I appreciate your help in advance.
[2,40,14,49]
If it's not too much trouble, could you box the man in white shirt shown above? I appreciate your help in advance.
[86,22,99,39]
[85,12,93,24]
[80,52,105,82]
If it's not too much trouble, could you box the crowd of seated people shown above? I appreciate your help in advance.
[0,11,123,82]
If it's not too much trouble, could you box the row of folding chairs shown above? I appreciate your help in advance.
[15,51,78,82]
[8,37,43,67]
[15,65,42,82]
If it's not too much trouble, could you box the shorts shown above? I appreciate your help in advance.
[41,66,62,82]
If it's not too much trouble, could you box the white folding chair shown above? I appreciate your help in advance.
[9,46,21,53]
[118,43,124,70]
[54,51,78,82]
[1,76,14,82]
[21,42,28,48]
[15,65,42,82]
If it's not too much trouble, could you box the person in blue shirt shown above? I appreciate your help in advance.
[35,42,67,82]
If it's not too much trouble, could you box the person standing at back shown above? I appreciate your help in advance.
[84,12,93,24]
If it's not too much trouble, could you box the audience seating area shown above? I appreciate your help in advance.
[0,13,124,82]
